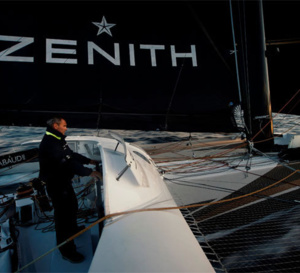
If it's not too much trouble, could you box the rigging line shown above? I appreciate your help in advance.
[164,162,229,175]
[63,49,77,64]
[187,2,233,74]
[15,169,300,273]
[253,147,300,179]
[251,89,300,142]
[165,177,241,194]
[252,128,300,145]
[286,97,300,114]
[0,36,23,58]
[241,0,250,99]
[159,152,248,173]
[229,0,242,103]
[258,113,299,138]
[146,137,232,156]
[228,159,300,189]
[166,152,267,175]
[162,158,228,174]
[236,0,252,135]
[145,140,186,156]
[266,38,300,46]
[155,138,248,165]
[162,141,248,173]
[169,153,247,175]
[164,58,185,130]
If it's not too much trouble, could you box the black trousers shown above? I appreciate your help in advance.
[47,182,79,254]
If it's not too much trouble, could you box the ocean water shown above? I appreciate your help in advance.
[1,112,299,151]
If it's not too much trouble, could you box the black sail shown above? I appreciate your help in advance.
[0,1,299,133]
[0,1,239,131]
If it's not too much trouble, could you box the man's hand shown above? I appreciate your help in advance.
[90,160,100,165]
[90,170,102,180]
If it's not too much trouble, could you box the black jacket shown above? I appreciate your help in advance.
[39,126,92,191]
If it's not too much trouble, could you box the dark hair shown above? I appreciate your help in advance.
[46,117,64,127]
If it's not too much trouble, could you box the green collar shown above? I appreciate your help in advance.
[46,131,61,140]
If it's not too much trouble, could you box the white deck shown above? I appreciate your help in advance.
[17,224,97,273]
[89,210,214,273]
[89,134,214,272]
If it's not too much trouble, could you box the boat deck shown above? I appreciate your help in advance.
[16,218,100,272]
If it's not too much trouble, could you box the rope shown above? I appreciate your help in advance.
[250,89,300,142]
[15,169,299,273]
[164,58,185,130]
[229,0,242,103]
[161,141,248,173]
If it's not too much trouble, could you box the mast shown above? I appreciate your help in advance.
[235,0,274,152]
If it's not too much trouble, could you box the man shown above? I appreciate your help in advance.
[39,117,102,263]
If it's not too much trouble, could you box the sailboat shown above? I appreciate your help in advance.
[1,0,300,272]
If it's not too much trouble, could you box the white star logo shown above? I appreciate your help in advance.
[92,16,116,36]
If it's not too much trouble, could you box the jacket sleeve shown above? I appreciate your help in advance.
[68,159,93,176]
[45,139,93,177]
[63,145,93,176]
[72,152,91,165]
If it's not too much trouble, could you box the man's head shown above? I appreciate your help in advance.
[47,117,67,135]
